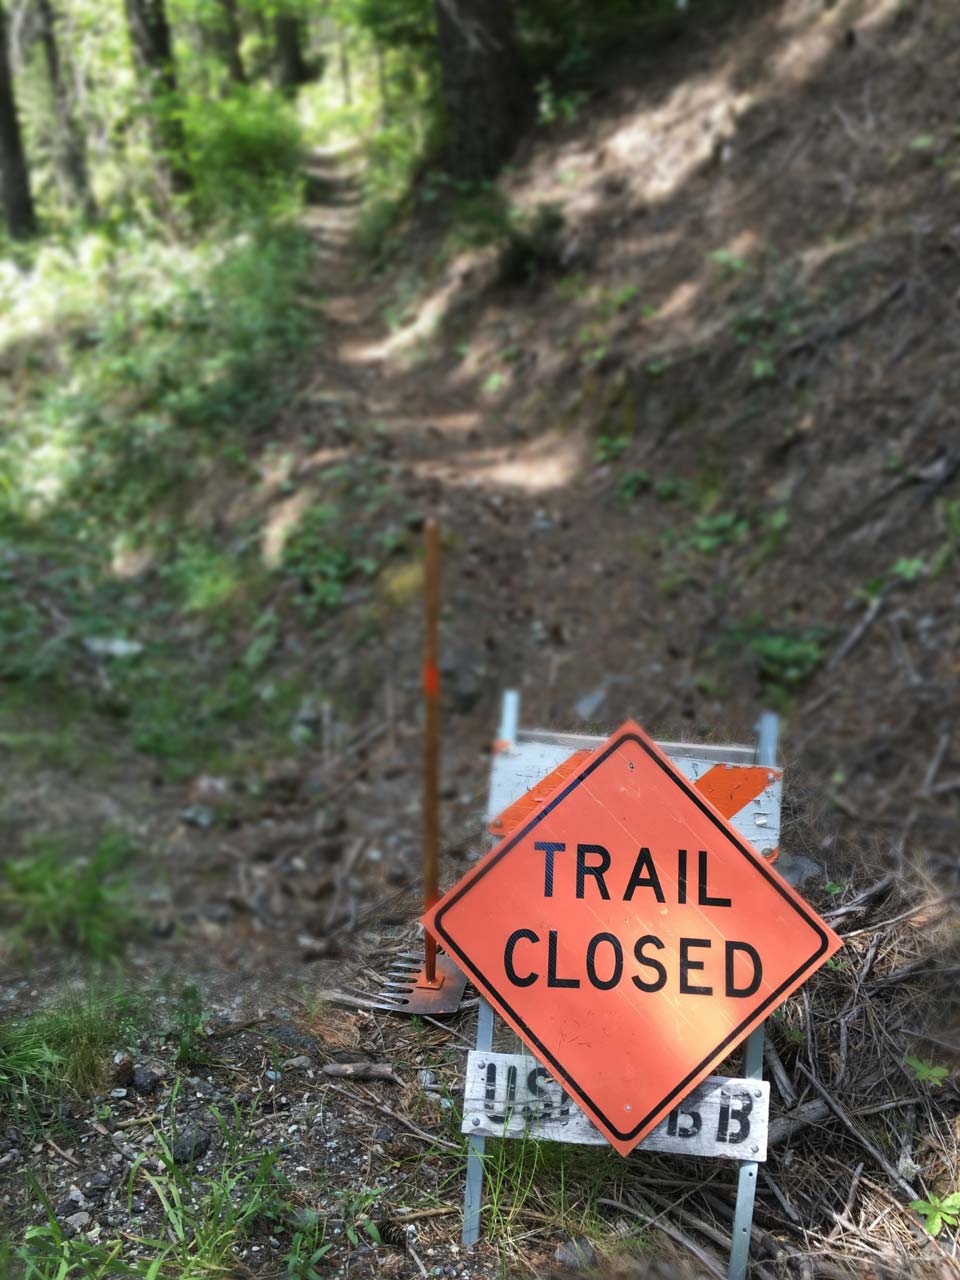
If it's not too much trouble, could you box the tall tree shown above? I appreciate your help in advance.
[124,0,191,192]
[217,0,246,85]
[273,10,310,91]
[432,0,526,181]
[0,0,37,238]
[36,0,97,219]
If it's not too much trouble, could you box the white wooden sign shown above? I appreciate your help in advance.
[462,1051,768,1161]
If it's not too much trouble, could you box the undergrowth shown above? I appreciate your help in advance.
[1,829,138,957]
[0,984,144,1116]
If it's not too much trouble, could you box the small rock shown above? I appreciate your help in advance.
[131,1067,161,1095]
[417,1070,439,1089]
[371,1126,393,1142]
[130,1197,146,1215]
[171,1129,211,1166]
[264,1070,282,1084]
[110,1088,128,1099]
[281,1055,313,1072]
[263,1022,320,1055]
[556,1237,597,1270]
[112,1055,134,1086]
[83,637,143,660]
[287,1208,321,1232]
[573,682,609,721]
[54,1194,82,1219]
[83,1172,112,1201]
[180,804,215,829]
[65,1211,92,1232]
[778,854,825,888]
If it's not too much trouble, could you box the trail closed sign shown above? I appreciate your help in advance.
[423,720,842,1156]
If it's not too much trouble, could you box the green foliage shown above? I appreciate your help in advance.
[498,204,566,285]
[930,498,960,576]
[132,1111,290,1273]
[685,510,748,553]
[171,984,210,1067]
[903,1055,950,1087]
[715,618,830,696]
[14,1213,146,1280]
[748,506,789,568]
[338,1187,383,1248]
[909,1191,960,1237]
[2,830,137,957]
[167,541,242,613]
[746,627,828,691]
[441,185,565,283]
[708,247,748,275]
[182,86,304,224]
[891,555,925,583]
[282,504,377,615]
[613,469,651,504]
[284,1211,333,1279]
[536,78,588,126]
[595,433,629,464]
[1,223,312,532]
[0,986,143,1112]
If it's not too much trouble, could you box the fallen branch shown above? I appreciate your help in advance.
[321,1062,401,1084]
[322,1082,461,1153]
[598,1196,726,1280]
[795,1065,918,1201]
[826,590,888,673]
[786,281,906,359]
[842,893,960,939]
[391,1206,458,1223]
[826,1160,864,1241]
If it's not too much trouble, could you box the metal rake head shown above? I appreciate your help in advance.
[349,949,469,1015]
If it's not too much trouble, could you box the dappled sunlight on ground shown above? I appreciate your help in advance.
[419,431,585,495]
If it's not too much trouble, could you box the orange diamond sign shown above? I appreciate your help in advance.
[423,721,842,1156]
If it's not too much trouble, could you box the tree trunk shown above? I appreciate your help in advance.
[217,0,246,85]
[338,27,351,106]
[274,14,309,92]
[123,0,191,193]
[0,0,36,238]
[36,0,97,220]
[432,0,527,182]
[375,42,387,118]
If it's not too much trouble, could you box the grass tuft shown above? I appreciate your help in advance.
[0,984,144,1115]
[2,829,138,957]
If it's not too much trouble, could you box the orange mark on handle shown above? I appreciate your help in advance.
[423,661,440,700]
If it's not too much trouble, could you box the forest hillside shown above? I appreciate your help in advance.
[1,0,958,1277]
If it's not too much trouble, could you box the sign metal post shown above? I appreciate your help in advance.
[456,698,825,1279]
[727,711,778,1280]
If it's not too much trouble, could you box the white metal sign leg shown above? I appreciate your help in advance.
[727,712,779,1280]
[462,998,494,1246]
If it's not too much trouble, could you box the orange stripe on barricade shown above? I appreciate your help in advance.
[695,764,781,819]
[489,756,782,859]
[489,750,590,837]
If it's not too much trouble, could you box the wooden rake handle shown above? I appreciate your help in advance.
[422,519,441,984]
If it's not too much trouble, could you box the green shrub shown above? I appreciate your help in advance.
[183,86,304,224]
[2,830,138,957]
[0,985,143,1110]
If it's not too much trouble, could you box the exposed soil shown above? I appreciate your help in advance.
[3,0,960,1275]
